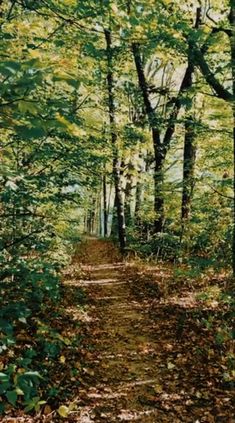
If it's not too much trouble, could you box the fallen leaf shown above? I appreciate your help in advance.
[44,405,52,415]
[167,362,175,370]
[58,405,70,418]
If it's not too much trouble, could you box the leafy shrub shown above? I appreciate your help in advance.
[0,367,43,413]
[131,232,181,261]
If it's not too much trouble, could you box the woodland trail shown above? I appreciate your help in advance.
[72,239,165,422]
[62,239,234,423]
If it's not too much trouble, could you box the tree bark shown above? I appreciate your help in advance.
[181,116,197,220]
[132,43,165,233]
[125,161,135,226]
[105,29,126,253]
[103,171,108,237]
[125,180,132,227]
[193,47,232,102]
[111,192,118,237]
[132,43,199,233]
[132,7,202,235]
[153,135,165,233]
[135,180,142,224]
[180,44,197,222]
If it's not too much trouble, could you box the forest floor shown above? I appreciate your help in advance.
[2,239,234,422]
[60,239,234,423]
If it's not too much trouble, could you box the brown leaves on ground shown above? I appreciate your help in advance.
[2,240,234,422]
[73,241,234,422]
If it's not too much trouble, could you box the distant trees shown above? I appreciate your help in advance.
[0,0,233,268]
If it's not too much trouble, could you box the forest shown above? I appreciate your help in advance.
[0,0,234,421]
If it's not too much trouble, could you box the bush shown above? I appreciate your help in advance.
[131,232,181,261]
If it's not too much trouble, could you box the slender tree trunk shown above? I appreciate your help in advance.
[95,190,101,236]
[103,171,108,237]
[153,134,165,233]
[125,179,132,226]
[132,45,197,234]
[111,192,117,237]
[181,116,197,220]
[90,196,96,234]
[105,29,126,253]
[135,180,142,223]
[180,59,196,223]
[125,162,135,226]
[83,214,86,233]
[132,43,165,233]
[132,8,202,236]
[87,218,90,234]
[179,27,202,230]
[134,151,145,220]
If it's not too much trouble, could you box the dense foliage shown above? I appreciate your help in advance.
[0,0,234,417]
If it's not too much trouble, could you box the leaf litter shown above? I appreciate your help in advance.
[2,239,234,422]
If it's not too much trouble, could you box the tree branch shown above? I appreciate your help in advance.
[193,46,233,101]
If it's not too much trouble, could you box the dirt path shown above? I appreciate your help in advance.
[64,239,233,423]
[73,239,163,422]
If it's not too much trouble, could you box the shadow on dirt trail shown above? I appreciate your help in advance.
[64,239,233,423]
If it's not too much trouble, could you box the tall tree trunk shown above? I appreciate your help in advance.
[125,161,135,227]
[125,178,132,227]
[132,7,202,235]
[83,213,86,234]
[111,192,117,237]
[132,43,165,233]
[181,116,197,220]
[105,29,126,253]
[90,196,96,235]
[134,151,146,223]
[103,171,108,237]
[180,53,197,222]
[132,47,199,233]
[135,180,142,224]
[153,134,165,233]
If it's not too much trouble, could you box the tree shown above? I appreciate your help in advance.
[130,3,203,234]
[104,28,127,253]
[189,1,235,274]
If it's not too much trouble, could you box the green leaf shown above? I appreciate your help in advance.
[0,382,10,394]
[6,390,17,406]
[0,373,9,383]
[18,101,39,115]
[24,401,36,412]
[23,396,45,412]
[16,125,46,139]
[22,371,43,379]
[0,61,21,76]
[53,75,80,89]
[0,319,13,335]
